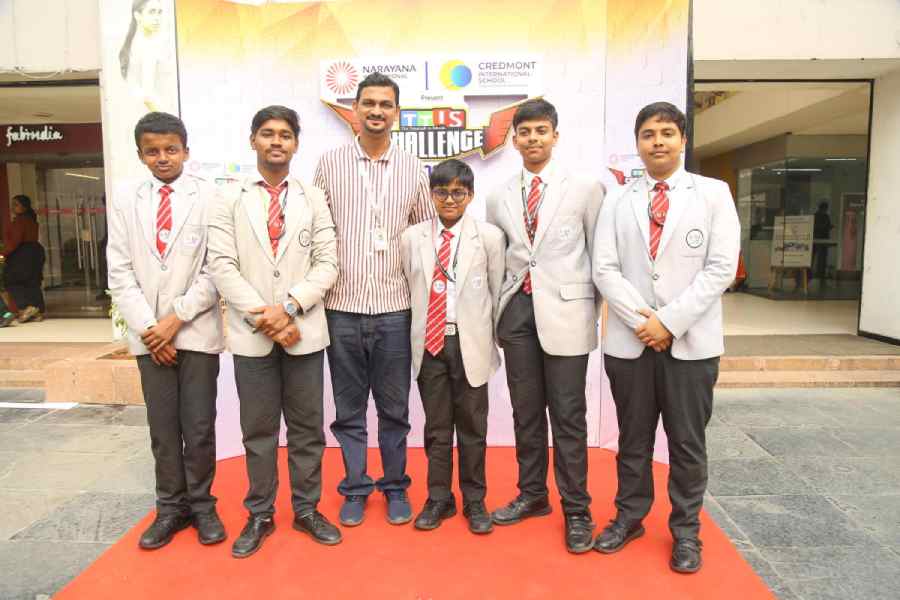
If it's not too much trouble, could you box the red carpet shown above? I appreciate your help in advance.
[56,448,773,599]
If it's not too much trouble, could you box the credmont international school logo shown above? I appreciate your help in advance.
[439,60,472,90]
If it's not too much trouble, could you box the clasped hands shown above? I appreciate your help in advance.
[247,304,301,348]
[634,307,673,352]
[142,313,183,366]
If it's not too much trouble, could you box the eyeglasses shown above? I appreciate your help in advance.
[431,188,470,202]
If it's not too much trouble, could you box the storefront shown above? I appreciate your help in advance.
[1,120,108,317]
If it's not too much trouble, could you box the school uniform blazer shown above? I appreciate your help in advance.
[486,168,605,357]
[207,175,338,357]
[592,171,740,361]
[401,214,506,387]
[107,174,224,357]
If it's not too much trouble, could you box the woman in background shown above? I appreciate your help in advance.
[0,195,46,324]
[119,0,167,112]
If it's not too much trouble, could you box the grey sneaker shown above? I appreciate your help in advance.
[385,490,412,525]
[339,495,366,527]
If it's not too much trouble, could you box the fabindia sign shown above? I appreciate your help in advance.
[6,125,65,147]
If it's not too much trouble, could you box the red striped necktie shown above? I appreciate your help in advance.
[156,184,173,256]
[649,181,669,260]
[425,229,454,356]
[261,181,287,256]
[522,175,541,294]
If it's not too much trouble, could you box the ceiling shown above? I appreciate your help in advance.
[0,83,100,124]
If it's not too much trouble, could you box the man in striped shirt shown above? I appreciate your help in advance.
[313,72,435,527]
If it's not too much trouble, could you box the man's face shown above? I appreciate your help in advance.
[431,178,473,224]
[353,86,398,136]
[512,119,558,169]
[137,132,188,183]
[636,115,686,177]
[250,119,298,168]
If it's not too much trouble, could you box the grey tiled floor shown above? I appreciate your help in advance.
[1,387,898,599]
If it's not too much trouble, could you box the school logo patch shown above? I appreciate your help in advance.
[685,229,704,249]
[298,229,312,247]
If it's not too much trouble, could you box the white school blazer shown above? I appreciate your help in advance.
[593,171,740,360]
[401,214,506,387]
[207,175,338,357]
[106,174,224,356]
[486,167,605,356]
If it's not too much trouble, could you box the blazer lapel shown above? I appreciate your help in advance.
[502,176,530,248]
[134,181,160,260]
[419,222,435,293]
[275,179,305,265]
[454,214,480,289]
[533,170,567,250]
[163,180,197,259]
[656,175,691,259]
[630,180,651,253]
[241,179,275,265]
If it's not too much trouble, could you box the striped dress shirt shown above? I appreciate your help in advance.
[313,137,434,314]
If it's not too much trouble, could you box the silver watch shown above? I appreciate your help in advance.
[282,299,299,318]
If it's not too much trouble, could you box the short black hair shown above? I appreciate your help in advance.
[429,159,474,193]
[251,105,301,137]
[355,72,400,105]
[134,112,187,148]
[634,101,686,138]
[512,98,558,130]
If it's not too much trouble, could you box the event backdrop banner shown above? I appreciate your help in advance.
[102,0,689,455]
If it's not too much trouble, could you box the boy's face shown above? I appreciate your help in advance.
[353,86,398,136]
[250,119,298,168]
[137,132,188,183]
[636,115,686,177]
[431,178,472,225]
[512,118,558,169]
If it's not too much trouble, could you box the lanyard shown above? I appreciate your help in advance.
[520,172,547,235]
[432,219,460,283]
[359,150,394,227]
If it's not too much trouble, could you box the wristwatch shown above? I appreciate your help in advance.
[282,298,300,318]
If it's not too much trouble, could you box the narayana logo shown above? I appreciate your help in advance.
[362,64,417,74]
[6,125,64,147]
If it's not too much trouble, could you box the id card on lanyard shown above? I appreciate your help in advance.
[360,158,394,252]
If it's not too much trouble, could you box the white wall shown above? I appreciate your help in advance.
[0,0,100,72]
[694,0,900,61]
[859,67,900,341]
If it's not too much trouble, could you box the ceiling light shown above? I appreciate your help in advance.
[825,158,858,161]
[65,172,100,180]
[32,112,53,118]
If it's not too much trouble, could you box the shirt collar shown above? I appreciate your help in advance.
[644,165,685,191]
[354,135,395,163]
[150,174,184,195]
[437,217,464,238]
[523,159,555,186]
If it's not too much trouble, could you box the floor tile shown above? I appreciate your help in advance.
[828,494,900,545]
[707,426,772,460]
[0,540,110,600]
[14,492,155,543]
[782,456,900,495]
[708,458,814,497]
[744,427,856,457]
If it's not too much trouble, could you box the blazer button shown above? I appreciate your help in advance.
[652,273,660,281]
[161,264,167,271]
[512,275,518,281]
[274,270,280,278]
[530,260,537,267]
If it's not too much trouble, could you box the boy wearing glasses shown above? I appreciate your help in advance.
[400,159,505,534]
[207,105,340,558]
[592,102,739,573]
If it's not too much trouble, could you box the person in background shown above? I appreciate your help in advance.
[0,194,46,323]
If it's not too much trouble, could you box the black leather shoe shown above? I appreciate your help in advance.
[231,515,275,559]
[414,498,457,530]
[194,510,227,545]
[293,511,342,545]
[565,512,596,553]
[463,501,493,534]
[139,513,192,549]
[491,495,552,525]
[670,538,703,573]
[593,519,645,554]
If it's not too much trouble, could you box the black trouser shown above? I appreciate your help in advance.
[416,333,489,504]
[233,346,325,517]
[497,291,591,515]
[604,347,719,540]
[136,350,220,517]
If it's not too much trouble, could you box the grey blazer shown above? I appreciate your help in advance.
[106,174,224,356]
[486,167,605,356]
[401,214,506,387]
[207,175,338,357]
[592,171,740,360]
